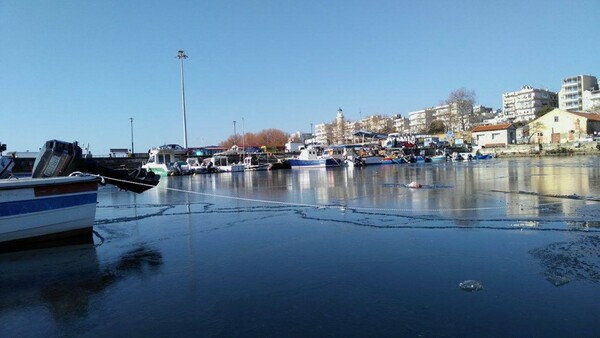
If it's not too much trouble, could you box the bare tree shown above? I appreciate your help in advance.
[256,128,289,147]
[219,135,239,149]
[219,128,289,149]
[528,120,545,144]
[445,88,476,132]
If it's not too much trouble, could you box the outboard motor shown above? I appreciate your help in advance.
[30,139,159,193]
[0,156,15,179]
[32,140,82,178]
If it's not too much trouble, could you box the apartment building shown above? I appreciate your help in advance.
[392,114,410,134]
[471,105,496,125]
[408,109,434,134]
[583,87,600,112]
[409,103,479,134]
[431,104,474,132]
[314,123,332,145]
[558,75,598,112]
[501,85,558,122]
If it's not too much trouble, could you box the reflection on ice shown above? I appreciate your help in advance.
[89,157,600,236]
[0,242,163,325]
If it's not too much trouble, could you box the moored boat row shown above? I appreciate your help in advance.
[286,144,495,168]
[142,146,289,175]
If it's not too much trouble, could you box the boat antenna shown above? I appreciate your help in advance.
[233,120,237,147]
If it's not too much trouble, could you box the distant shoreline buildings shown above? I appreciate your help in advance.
[307,73,600,145]
[499,86,557,123]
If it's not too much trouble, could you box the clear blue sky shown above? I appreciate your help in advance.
[1,0,598,154]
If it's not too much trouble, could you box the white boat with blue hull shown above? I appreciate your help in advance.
[0,175,100,246]
[0,139,160,250]
[288,147,344,168]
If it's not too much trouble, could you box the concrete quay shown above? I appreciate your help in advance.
[479,140,600,157]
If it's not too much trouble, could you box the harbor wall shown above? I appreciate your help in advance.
[93,156,148,170]
[479,141,600,157]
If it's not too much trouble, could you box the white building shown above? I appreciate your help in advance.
[471,123,517,147]
[314,123,332,145]
[409,103,480,134]
[408,109,434,134]
[392,114,410,134]
[471,105,496,125]
[583,87,600,112]
[431,104,474,132]
[431,105,450,130]
[559,75,598,112]
[501,85,558,122]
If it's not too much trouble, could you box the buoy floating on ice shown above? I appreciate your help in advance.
[407,181,422,189]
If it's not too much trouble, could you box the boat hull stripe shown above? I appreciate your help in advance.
[0,193,97,217]
[34,181,98,197]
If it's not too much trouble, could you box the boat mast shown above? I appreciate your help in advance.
[233,120,237,146]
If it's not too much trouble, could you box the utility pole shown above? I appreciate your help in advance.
[233,120,237,145]
[129,117,134,155]
[242,117,246,155]
[176,50,189,149]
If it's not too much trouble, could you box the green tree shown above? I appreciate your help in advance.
[536,106,554,118]
[428,120,446,134]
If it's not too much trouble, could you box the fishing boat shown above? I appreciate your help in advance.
[142,146,191,176]
[381,156,406,165]
[430,154,447,163]
[210,155,245,172]
[0,139,160,250]
[0,174,101,247]
[342,144,385,167]
[415,155,432,163]
[475,153,493,160]
[287,147,343,168]
[450,153,462,161]
[243,154,270,171]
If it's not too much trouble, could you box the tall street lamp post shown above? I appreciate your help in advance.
[176,50,189,149]
[129,117,134,155]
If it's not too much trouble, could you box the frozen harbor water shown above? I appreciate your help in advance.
[2,156,600,337]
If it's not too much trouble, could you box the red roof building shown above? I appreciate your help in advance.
[471,123,517,147]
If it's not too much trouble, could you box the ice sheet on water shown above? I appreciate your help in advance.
[458,280,484,291]
[574,203,600,220]
[530,235,600,286]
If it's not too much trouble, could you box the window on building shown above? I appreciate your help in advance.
[554,116,559,122]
